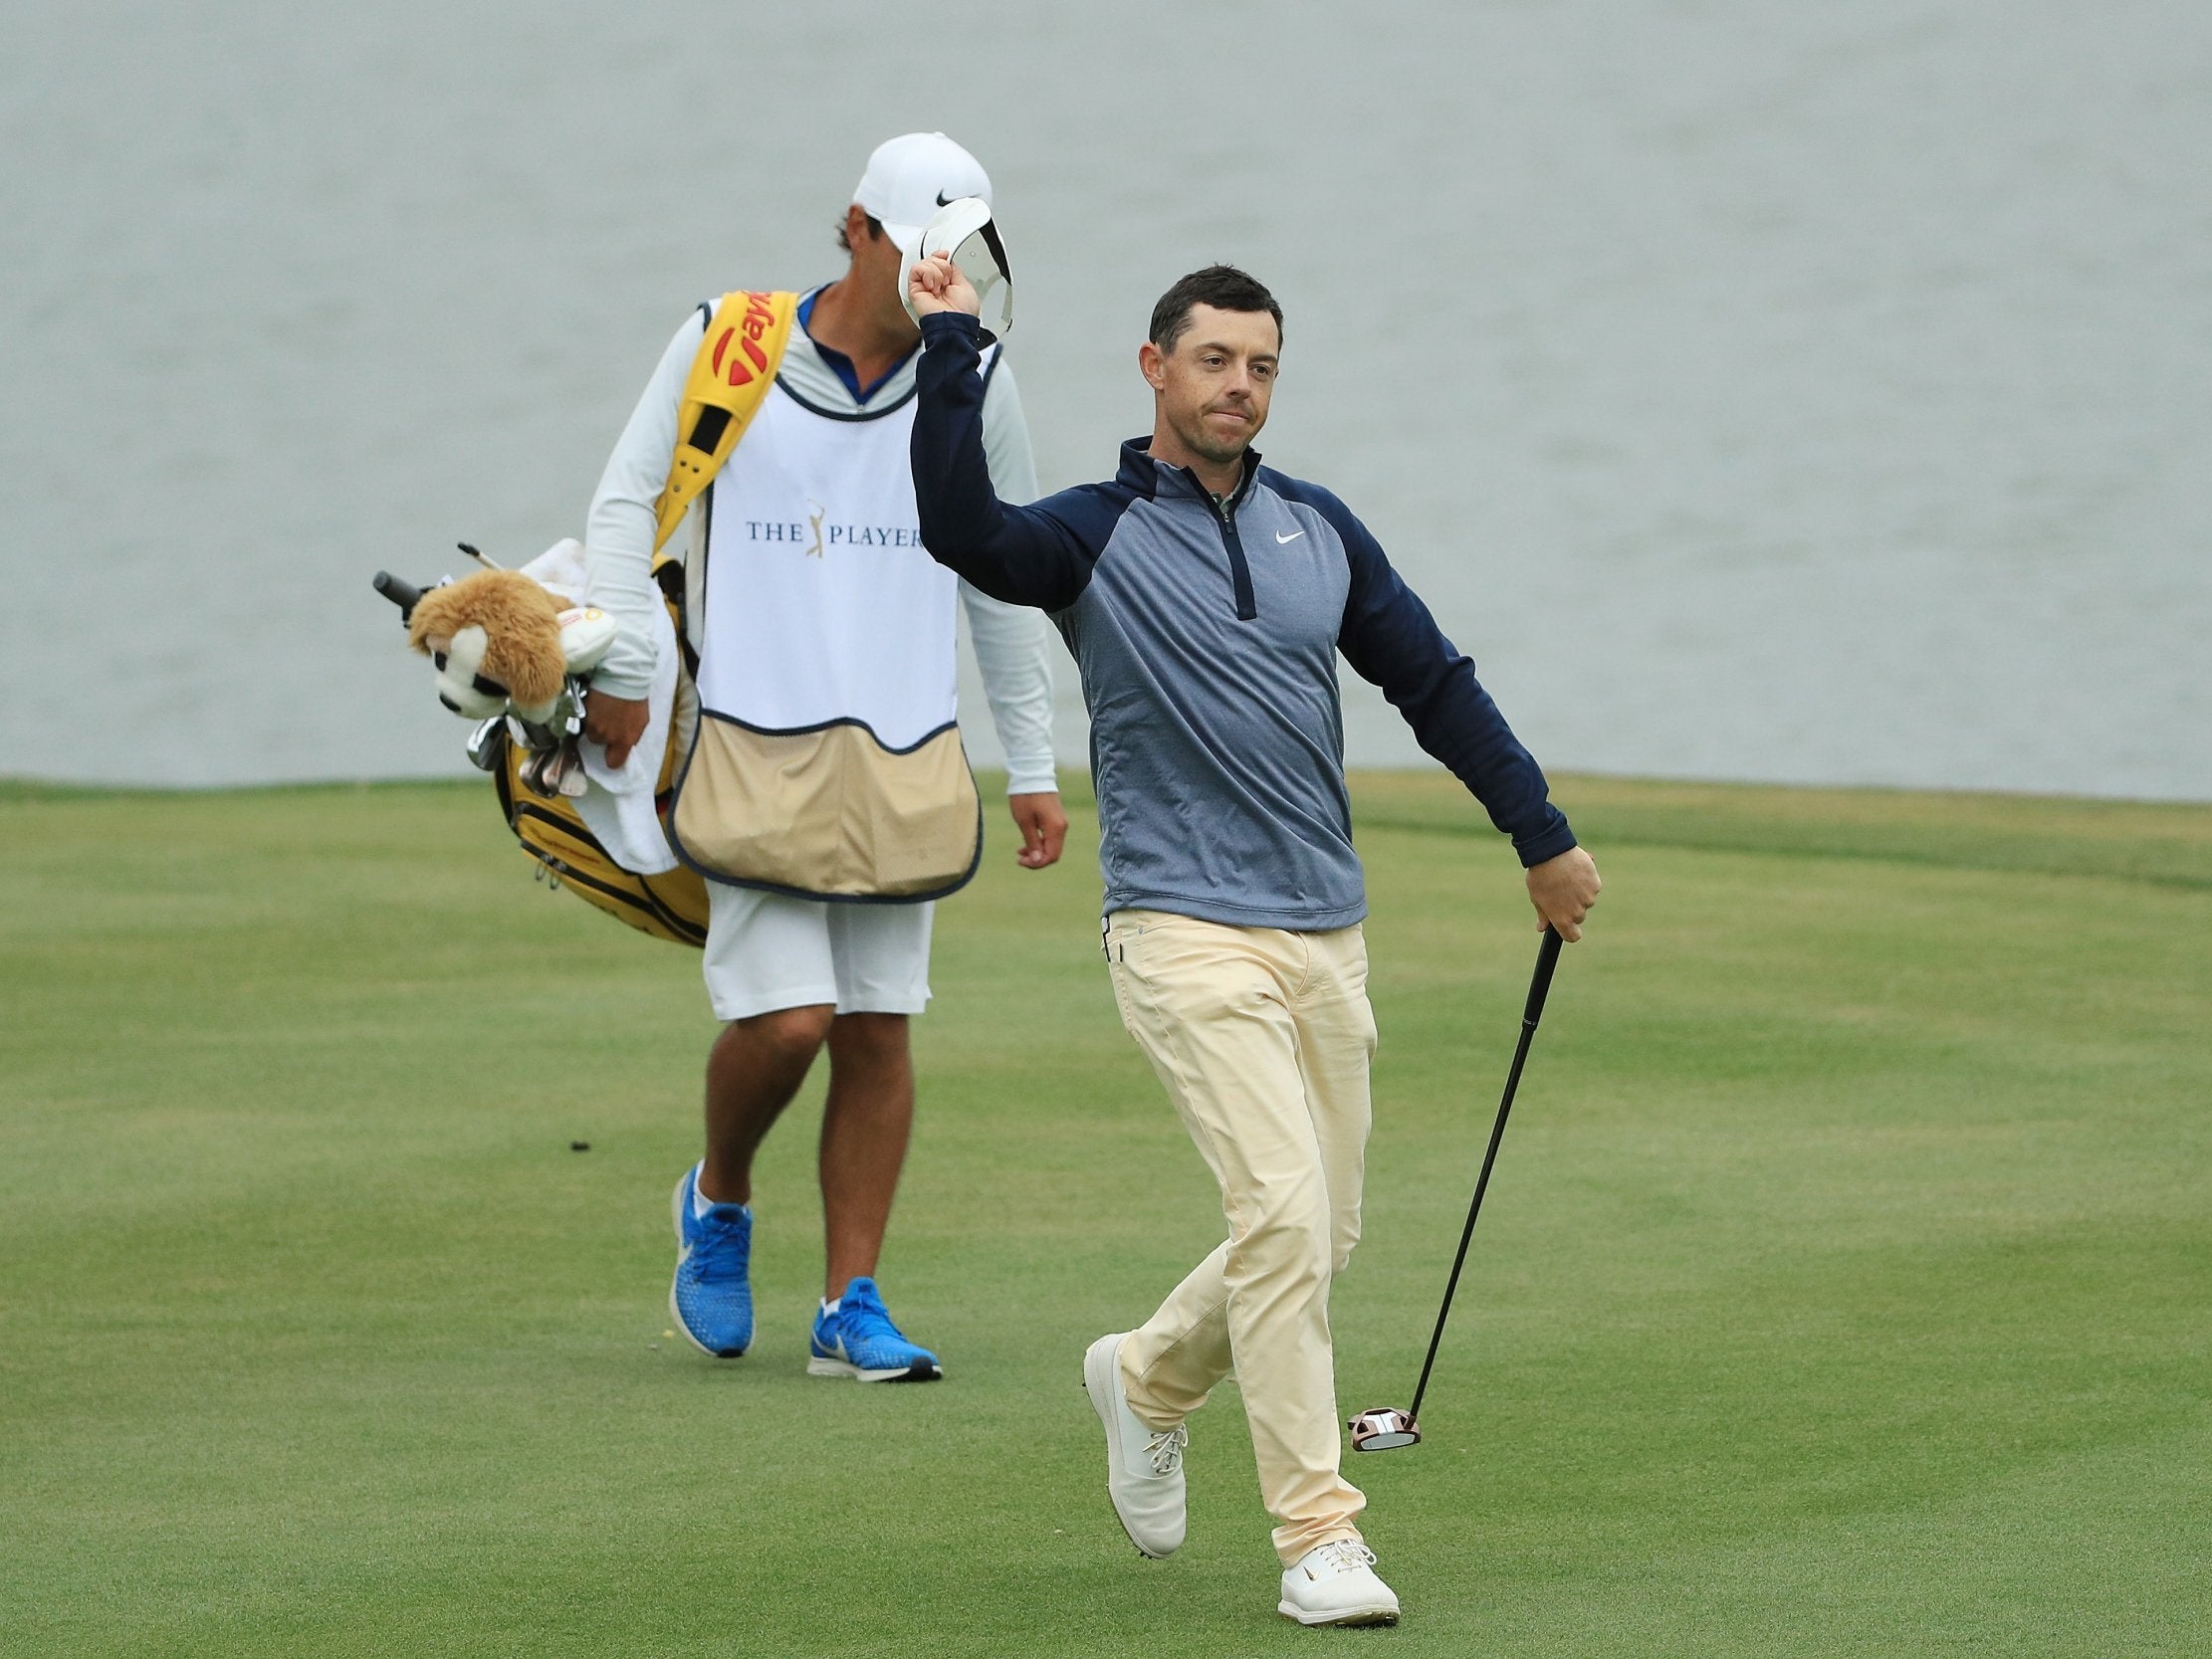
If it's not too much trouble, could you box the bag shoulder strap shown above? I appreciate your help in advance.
[651,290,800,564]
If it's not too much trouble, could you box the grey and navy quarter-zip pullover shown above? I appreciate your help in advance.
[913,311,1576,931]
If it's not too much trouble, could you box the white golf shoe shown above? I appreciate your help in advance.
[1082,1332,1188,1557]
[1278,1540,1401,1627]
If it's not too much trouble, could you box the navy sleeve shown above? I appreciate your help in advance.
[1292,482,1577,867]
[913,312,1109,610]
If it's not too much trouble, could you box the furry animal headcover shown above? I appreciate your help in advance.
[407,569,569,714]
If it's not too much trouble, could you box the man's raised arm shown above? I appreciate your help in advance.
[909,262,1092,611]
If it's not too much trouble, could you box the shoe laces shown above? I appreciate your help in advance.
[1311,1541,1378,1574]
[1145,1424,1188,1476]
[832,1279,906,1345]
[688,1205,749,1275]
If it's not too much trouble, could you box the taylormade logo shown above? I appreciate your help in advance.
[712,291,777,388]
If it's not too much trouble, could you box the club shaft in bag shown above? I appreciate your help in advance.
[1405,926,1565,1429]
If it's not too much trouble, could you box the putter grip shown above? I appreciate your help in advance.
[1523,927,1564,1026]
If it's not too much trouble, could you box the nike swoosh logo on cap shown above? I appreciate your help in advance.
[937,190,957,206]
[1276,529,1305,543]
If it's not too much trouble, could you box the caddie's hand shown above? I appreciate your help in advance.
[907,251,981,319]
[1008,792,1068,870]
[1526,846,1603,942]
[582,689,650,771]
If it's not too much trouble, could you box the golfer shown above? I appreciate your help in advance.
[905,260,1601,1626]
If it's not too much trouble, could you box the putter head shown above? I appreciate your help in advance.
[1347,1406,1421,1452]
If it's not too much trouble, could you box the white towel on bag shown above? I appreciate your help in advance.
[519,538,681,876]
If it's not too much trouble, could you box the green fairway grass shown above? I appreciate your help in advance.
[3,771,2206,1657]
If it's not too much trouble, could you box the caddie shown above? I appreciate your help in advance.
[580,131,1066,1382]
[906,259,1602,1622]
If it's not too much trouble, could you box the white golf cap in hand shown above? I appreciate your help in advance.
[898,195,1014,337]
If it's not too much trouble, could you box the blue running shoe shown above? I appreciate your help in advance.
[807,1277,942,1382]
[669,1165,753,1357]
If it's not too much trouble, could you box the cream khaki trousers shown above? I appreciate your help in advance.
[1103,908,1376,1565]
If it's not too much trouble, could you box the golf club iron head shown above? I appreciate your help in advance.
[1347,1406,1421,1453]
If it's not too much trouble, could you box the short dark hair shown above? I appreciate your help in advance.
[836,212,886,253]
[1148,265,1283,354]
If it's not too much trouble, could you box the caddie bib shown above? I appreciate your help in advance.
[666,350,998,902]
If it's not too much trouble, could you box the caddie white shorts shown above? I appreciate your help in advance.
[701,884,935,1023]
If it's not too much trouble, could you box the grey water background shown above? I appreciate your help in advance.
[4,0,2206,799]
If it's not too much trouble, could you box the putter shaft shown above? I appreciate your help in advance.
[1404,927,1564,1429]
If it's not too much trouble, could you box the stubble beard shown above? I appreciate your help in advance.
[1176,407,1255,469]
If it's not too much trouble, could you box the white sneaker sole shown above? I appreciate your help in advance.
[1277,1599,1401,1628]
[806,1354,942,1383]
[1083,1333,1183,1558]
[668,1173,744,1358]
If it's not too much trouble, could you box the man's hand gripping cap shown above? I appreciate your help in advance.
[899,196,1013,338]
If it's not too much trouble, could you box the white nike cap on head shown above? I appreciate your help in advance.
[854,131,992,256]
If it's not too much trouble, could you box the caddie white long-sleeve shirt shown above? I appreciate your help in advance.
[583,289,1058,795]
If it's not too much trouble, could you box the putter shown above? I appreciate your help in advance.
[1349,925,1566,1453]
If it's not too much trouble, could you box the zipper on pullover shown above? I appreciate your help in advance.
[1209,491,1258,622]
